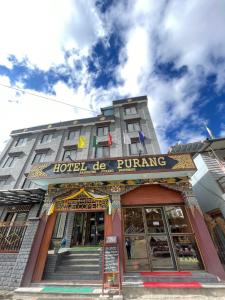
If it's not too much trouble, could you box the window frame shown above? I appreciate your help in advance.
[95,145,110,158]
[15,137,27,147]
[67,130,79,140]
[32,152,46,164]
[41,134,52,144]
[97,126,109,137]
[3,156,18,168]
[129,139,146,155]
[127,121,141,133]
[63,148,77,161]
[125,106,137,115]
[0,177,9,187]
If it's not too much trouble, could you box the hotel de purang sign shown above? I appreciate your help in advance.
[28,154,196,179]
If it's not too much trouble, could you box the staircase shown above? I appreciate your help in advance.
[43,248,102,281]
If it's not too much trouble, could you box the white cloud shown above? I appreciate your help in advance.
[105,0,225,151]
[0,0,225,154]
[0,0,104,70]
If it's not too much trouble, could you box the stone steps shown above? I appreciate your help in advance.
[44,248,102,281]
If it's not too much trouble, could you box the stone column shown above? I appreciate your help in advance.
[183,188,225,280]
[8,217,40,288]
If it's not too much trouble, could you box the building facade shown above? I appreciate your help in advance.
[0,96,224,290]
[170,138,225,264]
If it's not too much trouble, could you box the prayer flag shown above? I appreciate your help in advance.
[78,136,86,148]
[139,131,145,144]
[93,135,98,147]
[205,125,215,139]
[124,132,131,144]
[108,132,112,146]
[47,203,55,216]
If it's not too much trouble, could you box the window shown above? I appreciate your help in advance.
[15,137,27,147]
[67,130,79,140]
[102,108,114,116]
[32,152,46,164]
[22,178,38,189]
[125,106,137,115]
[63,148,77,161]
[41,134,52,143]
[127,121,140,132]
[129,140,146,155]
[0,177,9,187]
[97,126,109,137]
[3,156,18,168]
[96,145,110,158]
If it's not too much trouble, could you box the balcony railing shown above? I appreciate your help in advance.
[0,221,27,252]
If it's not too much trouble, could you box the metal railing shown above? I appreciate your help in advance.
[0,221,27,252]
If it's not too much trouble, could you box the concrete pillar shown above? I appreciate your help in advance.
[183,188,225,280]
[111,193,124,277]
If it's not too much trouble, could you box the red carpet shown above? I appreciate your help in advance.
[140,271,192,276]
[143,282,202,288]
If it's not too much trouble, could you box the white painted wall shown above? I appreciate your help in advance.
[191,154,225,217]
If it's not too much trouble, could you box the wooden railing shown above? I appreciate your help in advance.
[0,221,27,252]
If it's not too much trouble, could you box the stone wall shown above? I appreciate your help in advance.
[0,254,18,289]
[7,218,40,289]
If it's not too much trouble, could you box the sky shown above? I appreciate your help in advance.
[0,0,225,153]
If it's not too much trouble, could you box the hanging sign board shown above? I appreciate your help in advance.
[28,154,195,179]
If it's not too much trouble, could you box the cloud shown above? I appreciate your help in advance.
[0,0,104,70]
[103,0,225,151]
[0,0,225,154]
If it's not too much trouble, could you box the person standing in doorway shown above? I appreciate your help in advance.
[125,238,132,259]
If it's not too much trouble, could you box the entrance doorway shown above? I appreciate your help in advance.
[72,212,104,246]
[123,206,203,271]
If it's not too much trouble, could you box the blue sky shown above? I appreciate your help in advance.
[0,0,225,152]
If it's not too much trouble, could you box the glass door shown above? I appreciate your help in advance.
[144,207,176,270]
[123,205,203,272]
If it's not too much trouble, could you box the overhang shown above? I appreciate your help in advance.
[0,188,46,205]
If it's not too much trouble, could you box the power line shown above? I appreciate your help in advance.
[0,82,99,114]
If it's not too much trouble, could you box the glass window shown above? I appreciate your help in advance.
[124,236,149,271]
[32,153,46,164]
[149,235,174,269]
[123,208,144,234]
[125,106,137,115]
[165,206,191,233]
[63,149,77,161]
[129,141,146,155]
[103,109,114,116]
[3,156,18,168]
[97,126,109,137]
[22,178,38,189]
[172,235,203,270]
[145,208,165,233]
[0,177,9,187]
[41,134,52,143]
[96,146,109,158]
[68,130,79,140]
[15,137,27,147]
[127,122,140,132]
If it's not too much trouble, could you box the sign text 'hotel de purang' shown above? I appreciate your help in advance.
[28,154,195,179]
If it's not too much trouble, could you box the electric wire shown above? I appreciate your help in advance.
[0,82,99,114]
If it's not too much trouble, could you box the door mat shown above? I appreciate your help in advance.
[42,286,95,293]
[143,282,202,288]
[140,271,192,276]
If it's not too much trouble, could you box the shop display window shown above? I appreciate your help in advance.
[123,207,144,234]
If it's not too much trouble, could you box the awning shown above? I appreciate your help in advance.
[0,188,46,205]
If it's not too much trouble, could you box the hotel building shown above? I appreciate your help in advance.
[0,95,224,290]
